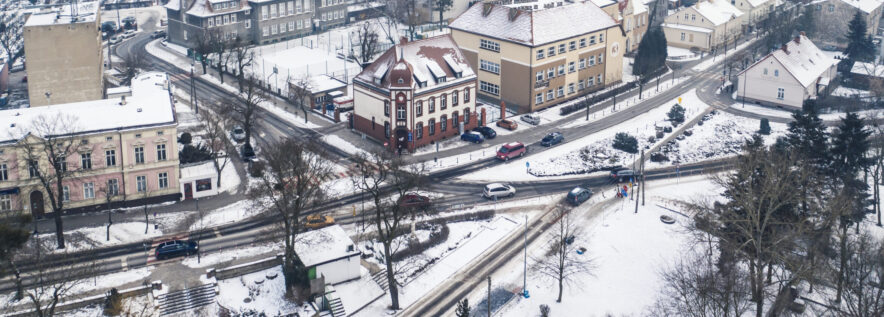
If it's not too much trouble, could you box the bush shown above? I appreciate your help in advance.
[759,118,771,135]
[650,152,669,162]
[249,160,265,177]
[179,144,211,164]
[392,224,450,261]
[613,132,639,154]
[103,288,122,316]
[539,304,551,317]
[178,132,192,145]
[668,103,686,126]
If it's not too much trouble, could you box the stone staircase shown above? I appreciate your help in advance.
[322,287,347,317]
[371,270,389,292]
[157,283,216,316]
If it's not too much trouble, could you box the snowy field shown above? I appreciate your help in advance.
[216,266,315,316]
[34,222,165,254]
[729,102,794,119]
[198,74,322,129]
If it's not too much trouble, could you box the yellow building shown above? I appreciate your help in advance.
[662,0,744,52]
[593,0,650,53]
[449,1,625,113]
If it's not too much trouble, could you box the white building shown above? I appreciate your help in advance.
[662,0,744,51]
[179,161,219,200]
[736,34,837,109]
[296,225,361,285]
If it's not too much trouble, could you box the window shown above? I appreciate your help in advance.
[547,90,553,100]
[384,101,390,116]
[107,179,119,196]
[0,164,6,181]
[397,104,406,120]
[536,93,543,104]
[558,44,566,54]
[297,0,303,12]
[208,18,214,27]
[452,91,459,106]
[558,65,565,76]
[691,14,696,21]
[84,183,95,199]
[815,4,821,10]
[231,14,236,23]
[479,39,500,52]
[480,60,501,74]
[415,122,423,139]
[568,61,575,73]
[429,98,435,113]
[557,86,564,97]
[681,32,685,41]
[578,80,585,90]
[0,195,10,211]
[777,88,784,100]
[105,150,116,167]
[536,71,543,81]
[465,87,471,102]
[62,186,70,202]
[384,122,390,138]
[262,6,269,19]
[464,108,471,125]
[271,24,278,35]
[54,155,66,173]
[223,15,229,24]
[590,35,596,44]
[137,176,147,192]
[580,38,586,47]
[157,144,167,161]
[372,117,376,129]
[598,53,604,64]
[568,83,575,94]
[183,30,188,40]
[81,153,92,169]
[245,20,251,28]
[548,47,555,56]
[429,119,436,135]
[597,74,603,84]
[288,1,294,14]
[440,94,447,110]
[28,161,38,178]
[547,68,554,78]
[453,112,459,129]
[828,4,834,12]
[416,101,423,117]
[297,19,303,29]
[135,146,144,164]
[590,56,596,66]
[774,70,779,77]
[569,41,576,50]
[262,26,269,36]
[537,50,544,59]
[599,34,604,42]
[288,21,295,31]
[270,3,277,17]
[158,172,169,189]
[479,81,500,96]
[440,115,448,132]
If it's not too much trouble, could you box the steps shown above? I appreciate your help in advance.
[371,270,389,292]
[157,283,216,316]
[323,287,347,317]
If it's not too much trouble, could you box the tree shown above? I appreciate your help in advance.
[834,232,884,316]
[433,0,453,29]
[9,238,98,317]
[14,114,82,249]
[633,27,667,78]
[0,209,32,301]
[796,7,815,38]
[288,76,313,124]
[0,13,23,66]
[230,37,255,91]
[351,22,380,69]
[844,12,876,62]
[613,132,638,154]
[667,103,686,126]
[178,143,211,164]
[211,35,233,84]
[220,76,264,149]
[194,31,220,74]
[250,138,332,296]
[650,249,752,317]
[351,150,427,310]
[758,118,771,135]
[534,203,593,303]
[455,298,470,317]
[199,104,235,188]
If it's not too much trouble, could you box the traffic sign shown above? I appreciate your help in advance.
[408,132,413,142]
[526,161,530,168]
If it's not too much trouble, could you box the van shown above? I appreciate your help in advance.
[521,113,541,125]
[496,142,527,161]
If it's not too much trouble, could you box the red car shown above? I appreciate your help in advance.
[398,193,431,209]
[497,119,518,131]
[496,142,527,161]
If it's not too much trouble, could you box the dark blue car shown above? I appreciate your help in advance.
[541,132,564,146]
[461,132,485,144]
[472,126,497,139]
[155,240,198,260]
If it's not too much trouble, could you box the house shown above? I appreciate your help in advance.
[810,0,884,49]
[166,0,315,48]
[849,61,884,87]
[591,0,650,53]
[179,161,219,200]
[729,0,776,30]
[353,35,478,152]
[288,74,347,113]
[736,33,837,109]
[449,1,625,113]
[0,72,180,218]
[662,0,744,52]
[296,225,362,285]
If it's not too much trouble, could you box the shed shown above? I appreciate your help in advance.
[179,161,218,200]
[295,225,361,285]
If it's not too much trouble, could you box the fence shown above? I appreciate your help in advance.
[559,66,670,116]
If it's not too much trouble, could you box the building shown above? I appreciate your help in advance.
[289,74,347,111]
[730,0,776,30]
[662,0,744,52]
[591,0,649,53]
[23,2,104,107]
[166,0,315,48]
[179,161,219,200]
[353,35,478,152]
[449,2,625,113]
[0,72,180,218]
[296,225,361,285]
[810,0,883,49]
[736,34,837,109]
[313,0,348,30]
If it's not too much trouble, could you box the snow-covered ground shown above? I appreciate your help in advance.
[215,266,315,316]
[34,222,165,254]
[729,102,794,119]
[622,57,637,82]
[831,87,873,100]
[691,38,757,72]
[182,243,280,268]
[0,267,152,313]
[667,46,701,61]
[322,135,370,157]
[189,200,265,231]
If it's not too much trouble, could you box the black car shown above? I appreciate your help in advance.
[472,126,497,139]
[241,143,256,161]
[152,30,166,39]
[155,240,198,260]
[566,186,593,206]
[541,132,564,146]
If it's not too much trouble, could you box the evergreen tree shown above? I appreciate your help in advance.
[784,101,830,168]
[759,118,771,135]
[796,6,815,37]
[844,12,876,62]
[633,27,668,77]
[613,133,639,154]
[667,103,686,126]
[455,298,470,317]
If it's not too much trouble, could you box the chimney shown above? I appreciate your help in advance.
[794,35,800,44]
[781,44,789,54]
[399,36,408,45]
[120,95,127,105]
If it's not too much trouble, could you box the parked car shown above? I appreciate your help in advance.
[564,235,576,245]
[152,29,166,39]
[521,113,541,125]
[123,30,136,38]
[122,16,137,29]
[483,183,516,199]
[460,131,485,144]
[305,214,335,230]
[398,193,431,209]
[496,142,527,161]
[108,36,121,44]
[231,126,246,142]
[610,169,636,181]
[472,126,497,139]
[155,240,198,260]
[240,143,256,161]
[566,186,593,206]
[497,119,518,131]
[541,132,564,146]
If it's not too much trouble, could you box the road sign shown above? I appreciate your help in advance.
[526,161,530,168]
[408,132,413,142]
[678,97,682,104]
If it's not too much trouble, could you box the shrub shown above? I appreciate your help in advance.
[103,288,122,316]
[668,103,686,126]
[178,132,192,145]
[179,144,211,164]
[759,118,771,135]
[249,160,265,177]
[613,132,639,154]
[540,304,551,317]
[650,152,669,162]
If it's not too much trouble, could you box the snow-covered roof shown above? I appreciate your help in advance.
[629,0,648,14]
[300,75,346,94]
[354,34,476,93]
[295,225,359,267]
[186,0,251,17]
[449,1,618,46]
[821,0,884,13]
[0,72,175,144]
[24,2,99,27]
[165,0,181,11]
[180,161,217,180]
[741,35,837,88]
[851,61,884,77]
[691,0,743,26]
[662,22,713,33]
[591,0,618,7]
[744,0,771,8]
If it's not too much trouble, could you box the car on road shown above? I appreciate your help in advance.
[108,36,121,44]
[460,131,484,144]
[521,113,541,125]
[472,126,497,139]
[496,142,527,161]
[123,30,136,38]
[231,126,246,142]
[497,119,518,131]
[610,168,636,181]
[483,183,516,199]
[305,214,335,230]
[122,16,137,29]
[240,143,256,161]
[398,193,431,209]
[152,30,166,39]
[566,186,593,206]
[540,132,564,146]
[155,240,198,260]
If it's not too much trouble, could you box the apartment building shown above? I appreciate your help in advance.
[592,0,649,53]
[314,0,348,30]
[449,1,625,113]
[810,0,883,49]
[730,0,775,29]
[166,0,314,48]
[662,0,744,51]
[0,72,180,218]
[23,2,104,107]
[353,35,478,152]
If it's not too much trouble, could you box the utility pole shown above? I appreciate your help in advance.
[196,198,202,264]
[641,150,646,206]
[487,276,492,317]
[523,214,528,298]
[611,91,617,112]
[635,150,643,213]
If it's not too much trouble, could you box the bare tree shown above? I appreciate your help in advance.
[99,180,120,242]
[0,13,23,66]
[650,248,752,317]
[220,76,265,148]
[288,75,312,124]
[212,35,234,84]
[250,138,333,298]
[230,38,255,91]
[533,203,593,303]
[834,232,884,317]
[350,22,380,69]
[120,48,146,86]
[200,104,235,188]
[351,150,427,310]
[0,207,32,301]
[194,30,221,74]
[14,114,82,249]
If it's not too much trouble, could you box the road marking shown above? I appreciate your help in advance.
[120,258,128,272]
[214,228,222,238]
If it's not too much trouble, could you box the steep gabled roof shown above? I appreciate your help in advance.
[739,35,837,88]
[355,34,476,92]
[692,0,743,26]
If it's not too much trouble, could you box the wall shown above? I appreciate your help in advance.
[315,254,361,284]
[23,19,103,107]
[451,30,532,112]
[737,56,806,109]
[253,0,314,44]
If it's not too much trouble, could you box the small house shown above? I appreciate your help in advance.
[296,225,361,286]
[179,161,219,200]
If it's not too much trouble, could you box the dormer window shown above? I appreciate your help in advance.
[398,78,404,84]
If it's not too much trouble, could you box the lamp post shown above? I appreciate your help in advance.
[523,214,528,298]
[44,92,51,106]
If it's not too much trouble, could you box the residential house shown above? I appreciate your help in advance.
[592,0,650,53]
[353,35,478,152]
[166,0,314,48]
[736,34,837,109]
[810,0,883,49]
[662,0,744,52]
[0,72,180,218]
[296,225,361,285]
[729,0,776,30]
[449,2,625,113]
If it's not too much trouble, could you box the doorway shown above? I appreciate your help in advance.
[30,190,44,219]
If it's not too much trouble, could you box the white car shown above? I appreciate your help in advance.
[108,36,121,44]
[521,113,541,125]
[123,30,136,38]
[231,126,246,142]
[483,183,516,199]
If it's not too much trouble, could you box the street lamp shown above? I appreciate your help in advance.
[44,91,51,105]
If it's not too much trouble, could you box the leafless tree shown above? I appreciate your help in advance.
[288,75,312,124]
[212,35,234,84]
[99,181,120,242]
[219,76,265,149]
[194,30,222,74]
[231,38,255,91]
[14,114,82,249]
[120,48,146,86]
[0,207,32,301]
[533,203,593,303]
[649,248,752,317]
[350,22,380,69]
[831,232,884,317]
[200,104,235,188]
[249,138,333,297]
[351,150,427,310]
[0,13,23,66]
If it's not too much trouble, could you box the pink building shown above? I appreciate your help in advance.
[0,72,180,218]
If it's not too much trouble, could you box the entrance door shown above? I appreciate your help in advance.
[395,129,408,150]
[184,183,193,200]
[30,191,44,219]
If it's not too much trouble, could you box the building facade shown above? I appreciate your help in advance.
[353,35,478,152]
[593,0,650,53]
[810,0,883,49]
[0,72,180,218]
[730,0,775,29]
[313,0,348,30]
[449,2,625,113]
[662,0,744,51]
[23,2,104,107]
[736,34,837,109]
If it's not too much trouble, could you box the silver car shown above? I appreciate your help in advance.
[483,183,516,199]
[231,126,246,142]
[521,113,541,125]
